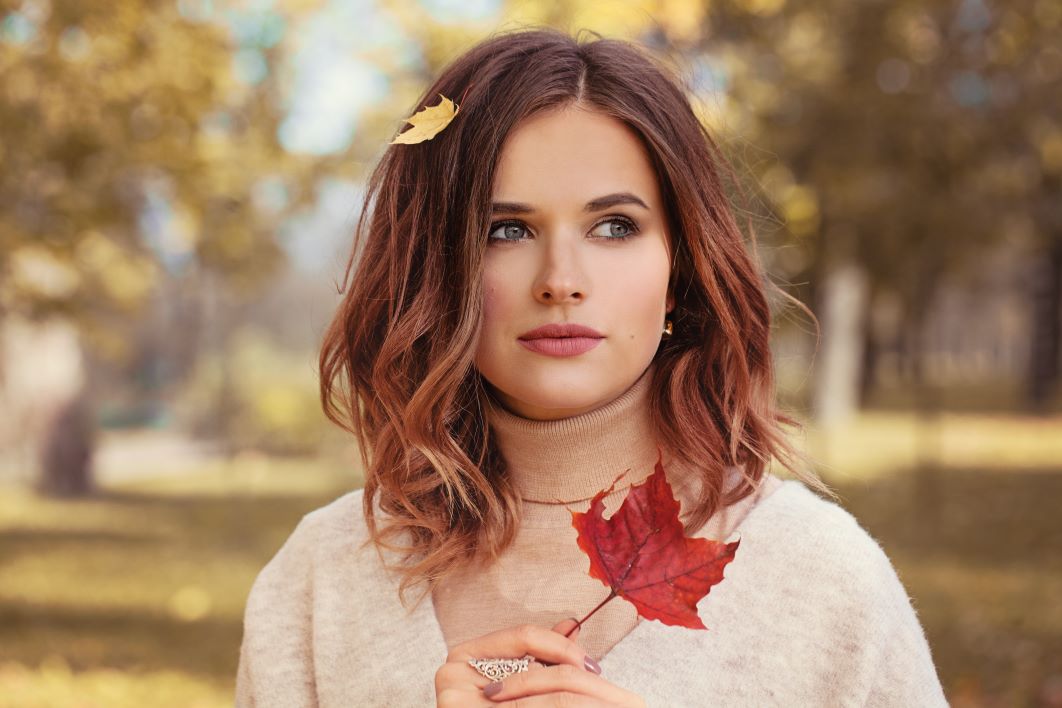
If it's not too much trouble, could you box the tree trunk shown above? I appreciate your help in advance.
[1026,235,1062,412]
[36,386,96,497]
[0,316,96,495]
[858,287,880,408]
[811,261,870,425]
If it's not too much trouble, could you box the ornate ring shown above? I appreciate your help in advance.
[468,655,533,681]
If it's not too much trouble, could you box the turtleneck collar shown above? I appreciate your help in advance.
[485,362,677,504]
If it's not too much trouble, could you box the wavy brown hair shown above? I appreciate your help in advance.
[319,27,835,609]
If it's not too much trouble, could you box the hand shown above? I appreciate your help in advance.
[435,617,646,707]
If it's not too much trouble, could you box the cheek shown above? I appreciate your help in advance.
[600,254,670,334]
[476,262,524,374]
[480,264,514,331]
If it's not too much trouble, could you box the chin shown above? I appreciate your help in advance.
[477,345,652,413]
[493,370,614,417]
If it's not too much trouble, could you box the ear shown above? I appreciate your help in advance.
[666,258,677,314]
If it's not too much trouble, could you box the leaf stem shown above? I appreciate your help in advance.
[563,590,618,638]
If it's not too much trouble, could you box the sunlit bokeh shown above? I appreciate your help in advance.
[1,0,1060,705]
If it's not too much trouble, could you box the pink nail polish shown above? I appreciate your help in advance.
[484,681,503,697]
[584,655,601,674]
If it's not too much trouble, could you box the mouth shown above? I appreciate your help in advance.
[517,335,603,358]
[516,322,604,357]
[518,323,605,340]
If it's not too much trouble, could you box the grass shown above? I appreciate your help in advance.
[801,412,1062,706]
[829,468,1062,707]
[0,415,1060,707]
[0,451,360,708]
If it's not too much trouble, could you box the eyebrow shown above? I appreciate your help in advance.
[490,192,650,215]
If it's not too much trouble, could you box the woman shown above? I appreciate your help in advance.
[236,28,947,707]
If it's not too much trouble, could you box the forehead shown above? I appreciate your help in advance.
[492,106,662,208]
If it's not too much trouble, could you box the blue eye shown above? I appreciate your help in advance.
[487,221,529,242]
[590,217,639,240]
[486,216,637,244]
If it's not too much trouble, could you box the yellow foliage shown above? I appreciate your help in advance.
[3,66,37,104]
[688,93,720,132]
[390,94,460,144]
[81,322,134,364]
[1,0,285,319]
[168,585,213,622]
[173,326,334,454]
[568,1,656,38]
[887,7,943,66]
[732,0,786,16]
[257,386,313,430]
[1037,128,1062,174]
[777,11,841,83]
[1035,0,1062,27]
[759,164,796,204]
[655,0,707,42]
[9,247,82,299]
[170,206,202,252]
[75,232,158,308]
[781,184,820,237]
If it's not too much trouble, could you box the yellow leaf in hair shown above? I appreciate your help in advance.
[390,94,460,144]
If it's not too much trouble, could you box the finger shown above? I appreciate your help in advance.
[551,617,582,639]
[539,617,582,669]
[484,663,629,705]
[492,691,615,708]
[449,624,589,672]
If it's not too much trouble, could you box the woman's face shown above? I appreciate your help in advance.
[474,105,674,420]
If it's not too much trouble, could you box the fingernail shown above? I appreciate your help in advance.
[584,655,601,674]
[484,681,503,698]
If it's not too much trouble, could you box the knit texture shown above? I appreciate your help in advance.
[432,361,781,661]
[236,364,948,706]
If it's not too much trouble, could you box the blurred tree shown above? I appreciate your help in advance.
[688,0,1061,414]
[317,0,1061,422]
[658,0,1062,523]
[0,0,326,494]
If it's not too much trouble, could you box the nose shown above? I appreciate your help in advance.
[532,234,587,305]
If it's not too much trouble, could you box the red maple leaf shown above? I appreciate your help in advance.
[569,447,740,630]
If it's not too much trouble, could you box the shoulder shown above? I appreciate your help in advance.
[238,488,374,651]
[243,488,370,602]
[295,487,370,549]
[236,490,367,706]
[747,479,895,569]
[298,487,368,539]
[733,480,945,700]
[739,479,921,622]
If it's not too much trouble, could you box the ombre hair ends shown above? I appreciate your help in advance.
[318,27,835,609]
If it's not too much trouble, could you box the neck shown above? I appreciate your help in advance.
[485,362,686,504]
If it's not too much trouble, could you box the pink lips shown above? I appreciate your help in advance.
[518,323,604,358]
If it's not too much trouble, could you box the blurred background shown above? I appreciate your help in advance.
[0,0,1059,705]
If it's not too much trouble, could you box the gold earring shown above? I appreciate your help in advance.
[662,318,673,339]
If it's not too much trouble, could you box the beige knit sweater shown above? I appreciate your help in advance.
[235,364,948,706]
